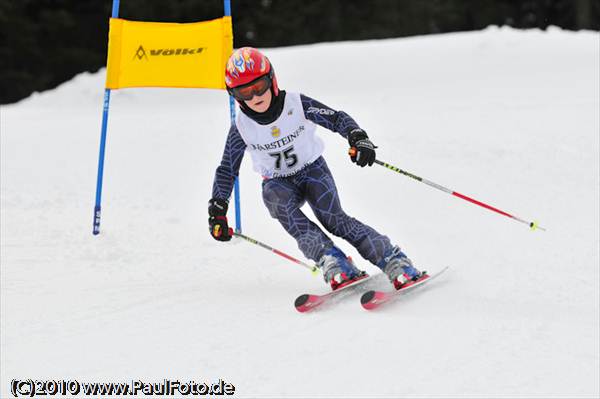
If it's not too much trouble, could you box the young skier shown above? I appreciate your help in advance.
[208,47,425,290]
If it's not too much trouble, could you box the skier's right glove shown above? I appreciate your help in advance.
[208,198,233,242]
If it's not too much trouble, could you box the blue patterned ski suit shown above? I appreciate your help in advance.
[212,93,394,266]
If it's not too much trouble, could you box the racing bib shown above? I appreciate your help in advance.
[236,92,324,178]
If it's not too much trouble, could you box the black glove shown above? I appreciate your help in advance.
[348,129,376,167]
[208,198,233,242]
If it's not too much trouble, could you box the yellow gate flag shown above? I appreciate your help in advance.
[105,17,233,89]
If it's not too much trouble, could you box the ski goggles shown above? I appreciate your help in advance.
[228,75,272,101]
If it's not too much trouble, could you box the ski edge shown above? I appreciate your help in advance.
[360,266,450,311]
[294,273,374,313]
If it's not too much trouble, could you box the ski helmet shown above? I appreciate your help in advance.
[225,47,279,99]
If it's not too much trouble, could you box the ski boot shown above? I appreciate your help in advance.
[318,246,368,290]
[378,246,426,290]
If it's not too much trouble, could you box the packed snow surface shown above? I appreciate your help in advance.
[2,26,599,398]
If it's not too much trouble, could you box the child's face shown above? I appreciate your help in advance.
[244,89,272,113]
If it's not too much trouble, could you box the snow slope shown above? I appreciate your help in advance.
[1,26,599,398]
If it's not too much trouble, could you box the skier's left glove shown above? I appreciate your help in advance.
[208,198,233,242]
[348,128,376,167]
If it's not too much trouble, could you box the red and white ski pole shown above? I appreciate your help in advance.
[233,232,320,275]
[349,148,545,231]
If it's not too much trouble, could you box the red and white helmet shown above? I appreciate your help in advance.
[225,47,279,97]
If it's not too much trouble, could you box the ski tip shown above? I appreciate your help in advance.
[361,290,376,305]
[294,294,310,309]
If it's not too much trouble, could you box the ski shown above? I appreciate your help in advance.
[294,273,382,313]
[360,266,449,310]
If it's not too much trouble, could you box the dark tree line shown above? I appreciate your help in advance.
[1,0,598,104]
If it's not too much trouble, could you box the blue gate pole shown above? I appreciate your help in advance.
[224,0,242,233]
[93,0,121,235]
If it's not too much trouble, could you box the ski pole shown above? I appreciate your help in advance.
[349,148,545,231]
[233,231,320,275]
